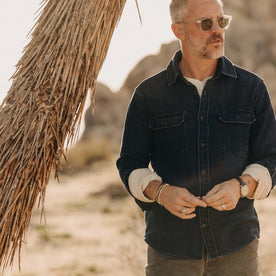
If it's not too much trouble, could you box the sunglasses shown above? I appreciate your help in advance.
[179,15,232,31]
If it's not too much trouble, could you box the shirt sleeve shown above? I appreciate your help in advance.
[246,80,276,191]
[116,86,155,211]
[129,168,162,202]
[242,163,272,200]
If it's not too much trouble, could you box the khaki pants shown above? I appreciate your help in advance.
[145,239,260,276]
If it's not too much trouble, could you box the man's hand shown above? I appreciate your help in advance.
[202,179,240,211]
[158,185,207,219]
[143,180,207,220]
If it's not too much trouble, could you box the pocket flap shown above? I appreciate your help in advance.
[218,111,256,124]
[150,113,185,130]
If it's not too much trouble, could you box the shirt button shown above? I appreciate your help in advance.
[202,223,207,228]
[202,169,207,175]
[200,116,204,121]
[201,143,206,148]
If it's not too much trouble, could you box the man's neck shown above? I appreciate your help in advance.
[179,52,218,81]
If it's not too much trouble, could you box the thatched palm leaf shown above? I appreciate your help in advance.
[0,0,127,271]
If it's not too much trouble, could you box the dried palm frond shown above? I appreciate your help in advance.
[0,0,127,272]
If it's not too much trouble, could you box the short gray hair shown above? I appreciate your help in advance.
[169,0,224,23]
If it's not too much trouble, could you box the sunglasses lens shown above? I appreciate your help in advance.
[201,18,213,31]
[218,16,230,29]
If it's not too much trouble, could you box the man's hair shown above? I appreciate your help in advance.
[169,0,223,23]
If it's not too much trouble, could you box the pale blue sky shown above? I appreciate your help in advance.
[0,0,175,103]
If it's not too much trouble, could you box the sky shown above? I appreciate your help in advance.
[0,0,175,104]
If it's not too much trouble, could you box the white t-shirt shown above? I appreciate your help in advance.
[185,76,211,97]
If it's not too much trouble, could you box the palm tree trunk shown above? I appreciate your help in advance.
[0,0,127,272]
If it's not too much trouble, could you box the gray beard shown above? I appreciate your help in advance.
[200,46,224,59]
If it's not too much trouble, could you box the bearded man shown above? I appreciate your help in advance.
[117,0,276,275]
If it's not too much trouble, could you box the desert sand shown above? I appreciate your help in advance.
[6,157,276,276]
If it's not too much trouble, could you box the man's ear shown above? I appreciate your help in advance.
[171,23,185,40]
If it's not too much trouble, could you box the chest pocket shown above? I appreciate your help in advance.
[149,112,188,158]
[218,111,256,156]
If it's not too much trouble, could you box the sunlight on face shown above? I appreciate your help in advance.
[183,0,225,59]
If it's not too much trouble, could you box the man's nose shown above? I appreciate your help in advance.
[210,20,222,33]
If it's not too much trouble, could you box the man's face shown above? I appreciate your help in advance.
[181,0,225,60]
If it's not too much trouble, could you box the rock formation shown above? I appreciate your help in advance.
[81,82,129,144]
[120,40,180,95]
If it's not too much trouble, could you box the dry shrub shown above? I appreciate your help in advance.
[88,182,128,199]
[62,138,114,173]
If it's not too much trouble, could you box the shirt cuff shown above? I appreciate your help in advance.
[129,168,162,202]
[242,163,272,200]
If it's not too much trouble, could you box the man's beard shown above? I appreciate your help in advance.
[186,32,225,60]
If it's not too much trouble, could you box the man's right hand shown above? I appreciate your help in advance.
[143,181,207,220]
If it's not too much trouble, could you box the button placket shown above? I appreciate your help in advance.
[198,86,219,258]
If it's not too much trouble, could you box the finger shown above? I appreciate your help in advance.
[176,213,197,220]
[208,198,228,208]
[177,199,201,208]
[216,202,238,211]
[182,193,207,208]
[179,207,196,215]
[211,203,228,212]
[203,192,224,205]
[204,185,221,197]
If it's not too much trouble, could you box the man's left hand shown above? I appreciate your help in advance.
[202,179,240,211]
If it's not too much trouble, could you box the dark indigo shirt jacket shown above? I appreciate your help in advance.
[117,50,276,259]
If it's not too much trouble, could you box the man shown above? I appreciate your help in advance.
[117,0,276,275]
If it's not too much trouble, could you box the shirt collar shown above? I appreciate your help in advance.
[219,55,237,79]
[167,50,237,86]
[167,50,183,86]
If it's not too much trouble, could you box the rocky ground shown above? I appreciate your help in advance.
[4,157,276,276]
